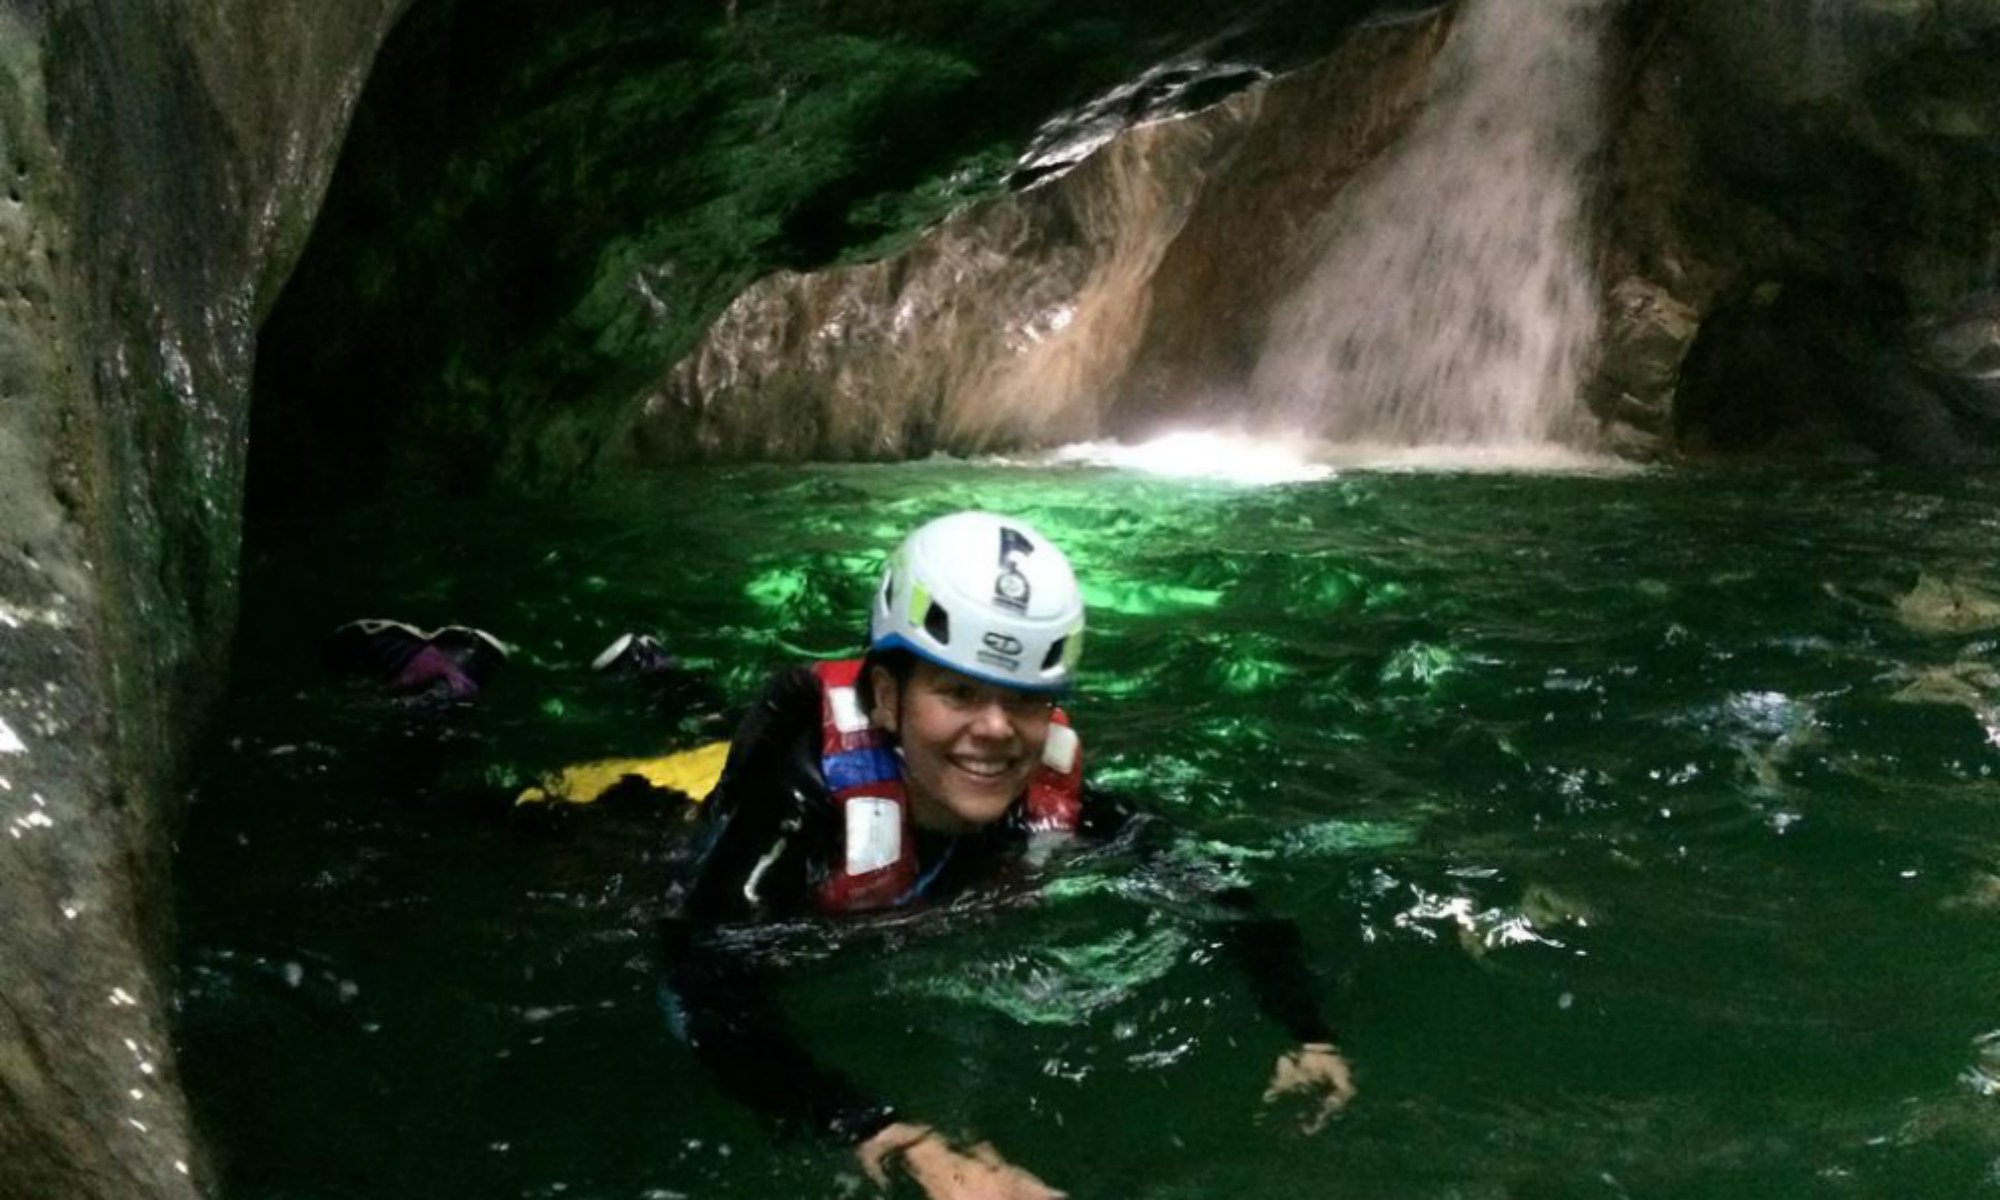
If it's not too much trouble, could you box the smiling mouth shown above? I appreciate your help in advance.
[948,756,1017,781]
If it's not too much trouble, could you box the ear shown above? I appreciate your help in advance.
[867,663,901,735]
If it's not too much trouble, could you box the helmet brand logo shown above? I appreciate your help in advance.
[978,630,1025,672]
[982,632,1025,656]
[994,527,1034,614]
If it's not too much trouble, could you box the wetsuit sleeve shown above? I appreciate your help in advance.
[1076,786,1339,1046]
[657,919,896,1143]
[1208,890,1340,1044]
[683,666,824,920]
[659,667,897,1143]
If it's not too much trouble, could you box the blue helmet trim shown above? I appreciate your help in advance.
[866,632,1070,695]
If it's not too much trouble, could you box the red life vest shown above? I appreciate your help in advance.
[811,658,1083,914]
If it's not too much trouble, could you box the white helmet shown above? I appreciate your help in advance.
[868,511,1085,693]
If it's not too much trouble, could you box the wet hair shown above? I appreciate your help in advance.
[857,647,916,717]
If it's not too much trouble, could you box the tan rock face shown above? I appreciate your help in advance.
[637,108,1242,462]
[636,13,1456,463]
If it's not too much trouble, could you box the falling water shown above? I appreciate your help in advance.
[1249,0,1618,451]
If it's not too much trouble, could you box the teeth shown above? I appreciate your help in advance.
[954,759,1009,778]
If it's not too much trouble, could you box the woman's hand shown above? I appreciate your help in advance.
[858,1122,1067,1199]
[1262,1041,1355,1133]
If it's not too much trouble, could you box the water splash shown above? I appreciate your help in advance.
[1043,430,1334,484]
[1308,440,1632,473]
[1248,0,1617,450]
[1036,429,1631,477]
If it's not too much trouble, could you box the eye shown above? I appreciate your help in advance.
[1001,692,1055,718]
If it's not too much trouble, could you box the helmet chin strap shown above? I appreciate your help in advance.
[890,745,953,834]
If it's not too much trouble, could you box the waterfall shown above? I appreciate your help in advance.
[1247,0,1618,451]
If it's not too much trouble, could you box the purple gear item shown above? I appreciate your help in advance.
[322,619,509,698]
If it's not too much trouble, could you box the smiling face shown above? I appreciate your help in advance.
[867,658,1055,834]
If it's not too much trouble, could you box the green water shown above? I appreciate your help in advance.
[181,462,2000,1199]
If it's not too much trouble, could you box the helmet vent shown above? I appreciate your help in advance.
[1041,637,1066,670]
[923,601,952,644]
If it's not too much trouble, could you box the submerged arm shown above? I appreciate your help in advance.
[1087,788,1355,1123]
[1210,886,1340,1045]
[658,913,897,1143]
[1213,888,1355,1127]
[658,666,897,1142]
[659,781,1073,1194]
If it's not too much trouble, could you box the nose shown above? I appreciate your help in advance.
[968,700,1015,740]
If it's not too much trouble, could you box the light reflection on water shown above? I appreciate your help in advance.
[180,463,2000,1198]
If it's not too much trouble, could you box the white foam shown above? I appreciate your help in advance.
[1043,430,1334,484]
[1038,428,1634,480]
[1309,440,1638,475]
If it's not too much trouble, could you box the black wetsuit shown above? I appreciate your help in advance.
[657,666,1337,1144]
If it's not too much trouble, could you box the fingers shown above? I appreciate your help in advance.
[855,1122,935,1187]
[1301,1088,1348,1136]
[1263,1045,1358,1133]
[862,1155,890,1189]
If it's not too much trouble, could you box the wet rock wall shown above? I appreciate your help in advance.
[0,2,405,1197]
[1598,0,2000,462]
